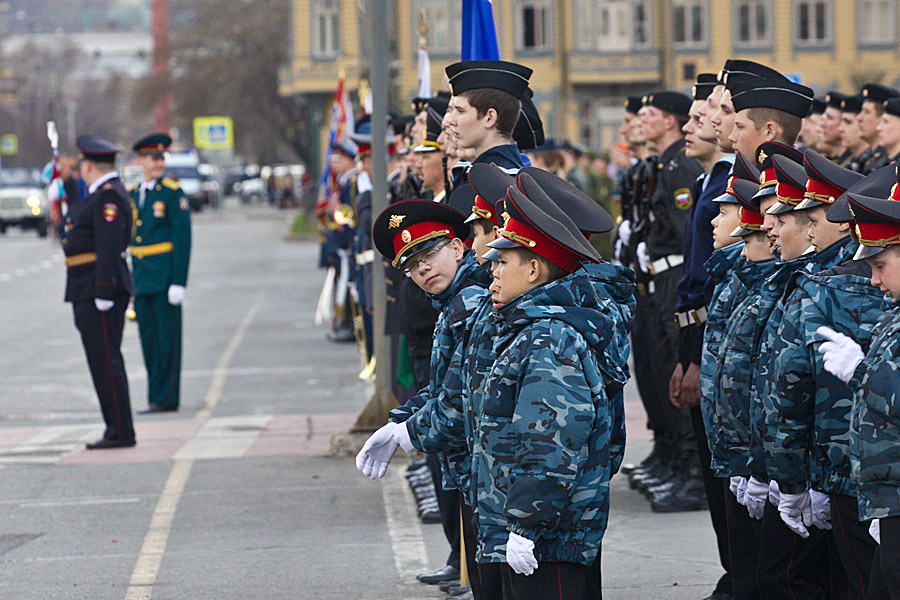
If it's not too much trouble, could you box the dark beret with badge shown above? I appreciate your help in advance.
[372,199,471,268]
[466,163,515,226]
[445,60,533,99]
[845,192,900,260]
[692,73,718,101]
[808,96,827,116]
[861,83,900,105]
[766,154,810,214]
[517,166,615,236]
[840,94,863,114]
[825,92,847,111]
[797,149,864,210]
[77,135,120,163]
[828,163,898,223]
[625,95,644,115]
[729,78,814,118]
[133,133,172,156]
[753,141,804,198]
[883,97,900,118]
[730,178,768,237]
[716,151,761,204]
[642,91,692,118]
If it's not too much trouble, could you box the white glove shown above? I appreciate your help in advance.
[870,519,881,545]
[744,477,769,520]
[614,238,627,263]
[809,490,832,531]
[617,219,632,246]
[737,477,748,505]
[817,326,864,383]
[392,421,415,453]
[777,491,812,538]
[94,298,114,312]
[636,241,651,274]
[768,480,781,507]
[168,284,185,306]
[729,476,742,498]
[355,422,399,480]
[506,531,538,576]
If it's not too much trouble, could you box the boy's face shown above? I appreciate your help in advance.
[697,85,722,144]
[742,231,775,262]
[730,110,769,158]
[819,107,843,146]
[683,100,717,160]
[760,195,779,249]
[877,113,900,150]
[710,89,735,152]
[489,248,538,308]
[471,221,499,264]
[711,203,742,249]
[807,205,847,251]
[858,102,881,142]
[639,106,668,145]
[406,238,465,295]
[140,153,166,181]
[419,151,444,193]
[772,211,811,261]
[867,245,900,301]
[447,95,487,152]
[839,112,863,149]
[801,113,821,149]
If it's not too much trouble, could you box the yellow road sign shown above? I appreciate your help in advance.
[0,134,18,155]
[193,116,234,150]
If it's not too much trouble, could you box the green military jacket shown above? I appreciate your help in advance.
[129,177,192,296]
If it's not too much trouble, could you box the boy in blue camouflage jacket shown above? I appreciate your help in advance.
[764,155,894,600]
[819,192,900,600]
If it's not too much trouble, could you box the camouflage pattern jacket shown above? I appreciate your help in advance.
[751,239,854,479]
[472,269,618,565]
[848,305,900,520]
[699,241,746,463]
[709,257,777,477]
[766,257,889,495]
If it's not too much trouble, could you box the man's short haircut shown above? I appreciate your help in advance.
[472,218,496,236]
[85,158,116,171]
[458,88,522,138]
[866,99,887,117]
[508,246,570,282]
[745,107,803,145]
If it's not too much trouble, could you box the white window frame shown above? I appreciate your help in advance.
[416,0,462,55]
[733,0,772,48]
[857,0,897,46]
[573,0,653,52]
[312,0,341,58]
[793,0,833,47]
[672,0,709,49]
[517,0,554,52]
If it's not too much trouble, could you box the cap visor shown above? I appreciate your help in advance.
[795,197,819,210]
[766,202,795,215]
[464,212,480,224]
[752,186,777,200]
[731,225,756,237]
[486,237,520,250]
[854,244,886,261]
[712,192,739,204]
[481,248,500,262]
[397,238,445,266]
[412,145,439,153]
[827,198,853,223]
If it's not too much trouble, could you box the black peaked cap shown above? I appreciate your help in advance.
[372,200,470,267]
[518,167,615,234]
[808,97,827,116]
[800,149,864,210]
[756,141,804,170]
[445,60,532,99]
[827,163,898,223]
[468,163,515,205]
[643,91,692,118]
[133,132,172,153]
[77,135,120,162]
[732,178,764,212]
[730,78,814,117]
[733,151,761,183]
[773,154,809,190]
[447,184,478,217]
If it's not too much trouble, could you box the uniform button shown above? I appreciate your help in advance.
[136,236,142,242]
[136,220,142,225]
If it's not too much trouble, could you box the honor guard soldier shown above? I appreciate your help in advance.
[838,95,869,173]
[857,83,900,174]
[799,96,826,151]
[129,133,192,413]
[821,92,849,164]
[65,135,135,449]
[874,97,900,168]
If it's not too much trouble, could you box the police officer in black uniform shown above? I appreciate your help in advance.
[857,83,900,174]
[64,135,135,449]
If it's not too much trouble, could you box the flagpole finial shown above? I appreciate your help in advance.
[417,8,428,49]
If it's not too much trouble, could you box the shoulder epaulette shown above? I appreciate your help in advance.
[128,183,139,192]
[161,178,180,190]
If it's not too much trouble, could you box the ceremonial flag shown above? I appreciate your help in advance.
[318,72,354,207]
[462,0,499,61]
[416,47,432,98]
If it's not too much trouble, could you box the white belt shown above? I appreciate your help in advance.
[649,254,684,275]
[674,306,708,329]
[355,249,375,265]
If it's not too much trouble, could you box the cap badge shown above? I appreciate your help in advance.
[389,215,405,229]
[401,229,412,243]
[864,89,870,97]
[501,212,510,228]
[758,149,768,164]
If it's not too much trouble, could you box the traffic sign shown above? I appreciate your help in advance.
[0,134,18,155]
[193,116,234,150]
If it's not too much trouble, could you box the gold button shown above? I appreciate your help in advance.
[136,236,142,242]
[136,220,142,226]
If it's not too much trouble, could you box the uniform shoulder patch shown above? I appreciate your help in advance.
[674,187,693,210]
[102,202,119,222]
[161,178,180,190]
[179,196,190,211]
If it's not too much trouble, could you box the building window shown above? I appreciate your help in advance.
[734,0,771,47]
[416,1,462,54]
[858,0,897,45]
[633,0,653,48]
[573,0,653,52]
[794,0,832,46]
[517,0,553,52]
[672,0,708,48]
[312,0,340,58]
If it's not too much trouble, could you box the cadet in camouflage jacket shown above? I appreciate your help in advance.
[472,268,619,566]
[699,241,746,461]
[765,258,890,495]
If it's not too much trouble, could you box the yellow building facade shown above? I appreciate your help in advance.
[281,0,900,172]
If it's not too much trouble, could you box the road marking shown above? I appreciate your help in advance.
[195,295,262,420]
[382,462,431,589]
[21,497,141,508]
[174,415,271,460]
[124,458,193,600]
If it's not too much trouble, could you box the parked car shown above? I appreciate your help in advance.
[0,187,51,237]
[165,150,204,211]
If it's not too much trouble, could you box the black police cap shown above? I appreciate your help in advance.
[413,105,444,152]
[824,92,848,110]
[767,154,810,214]
[721,59,787,90]
[77,135,120,163]
[808,96,827,116]
[884,97,900,118]
[372,199,471,268]
[846,193,900,259]
[445,60,532,100]
[518,166,615,235]
[754,141,804,199]
[730,78,814,118]
[514,90,545,151]
[133,132,172,154]
[692,73,718,101]
[798,149,864,210]
[447,184,478,218]
[468,163,515,207]
[861,83,900,105]
[733,151,761,183]
[625,95,643,115]
[827,163,898,223]
[642,91,692,119]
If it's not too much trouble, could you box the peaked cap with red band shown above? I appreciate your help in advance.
[466,163,515,226]
[753,141,804,200]
[372,200,470,268]
[766,153,810,215]
[828,163,898,223]
[133,132,172,155]
[796,149,864,211]
[730,178,767,237]
[717,151,761,204]
[846,193,900,260]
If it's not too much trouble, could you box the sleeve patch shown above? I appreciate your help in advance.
[674,187,693,210]
[179,196,190,211]
[102,203,119,222]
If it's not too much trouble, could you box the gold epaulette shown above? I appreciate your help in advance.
[128,183,139,192]
[161,178,180,190]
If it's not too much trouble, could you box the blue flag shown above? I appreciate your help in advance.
[462,0,499,60]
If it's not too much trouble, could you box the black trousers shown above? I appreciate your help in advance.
[725,482,760,600]
[505,556,602,600]
[869,515,900,600]
[477,562,509,600]
[757,500,831,600]
[73,297,134,442]
[830,492,877,600]
[462,500,484,599]
[427,453,460,570]
[631,266,693,440]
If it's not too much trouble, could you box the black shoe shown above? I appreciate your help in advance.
[416,565,460,584]
[138,405,178,414]
[86,437,136,450]
[439,580,461,593]
[450,585,472,597]
[651,480,708,513]
[454,591,474,600]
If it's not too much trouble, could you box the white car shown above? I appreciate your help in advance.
[0,187,51,237]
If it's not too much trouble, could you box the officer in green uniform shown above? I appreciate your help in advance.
[129,133,192,413]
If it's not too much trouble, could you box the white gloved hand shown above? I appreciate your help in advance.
[737,477,748,505]
[729,476,742,498]
[94,298,114,312]
[809,490,832,531]
[392,421,415,453]
[744,477,769,520]
[816,326,864,383]
[636,241,651,274]
[778,491,812,538]
[617,219,632,246]
[168,284,185,306]
[869,519,881,545]
[614,238,626,263]
[506,531,538,576]
[355,422,399,480]
[768,480,781,507]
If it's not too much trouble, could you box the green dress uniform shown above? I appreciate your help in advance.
[129,176,192,409]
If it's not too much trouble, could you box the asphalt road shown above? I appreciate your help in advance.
[0,200,724,599]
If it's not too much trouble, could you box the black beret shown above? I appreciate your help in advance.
[445,60,533,100]
[808,97,827,116]
[518,166,615,235]
[841,95,863,114]
[77,135,120,162]
[730,78,814,118]
[827,163,898,223]
[861,83,900,105]
[692,73,718,101]
[884,97,900,118]
[797,149,864,210]
[824,92,848,110]
[625,95,644,115]
[642,91,692,119]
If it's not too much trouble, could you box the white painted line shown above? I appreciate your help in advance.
[382,462,431,585]
[0,273,11,282]
[22,497,141,508]
[14,269,25,277]
[40,260,52,269]
[173,415,271,460]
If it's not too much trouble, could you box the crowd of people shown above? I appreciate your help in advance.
[315,57,900,600]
